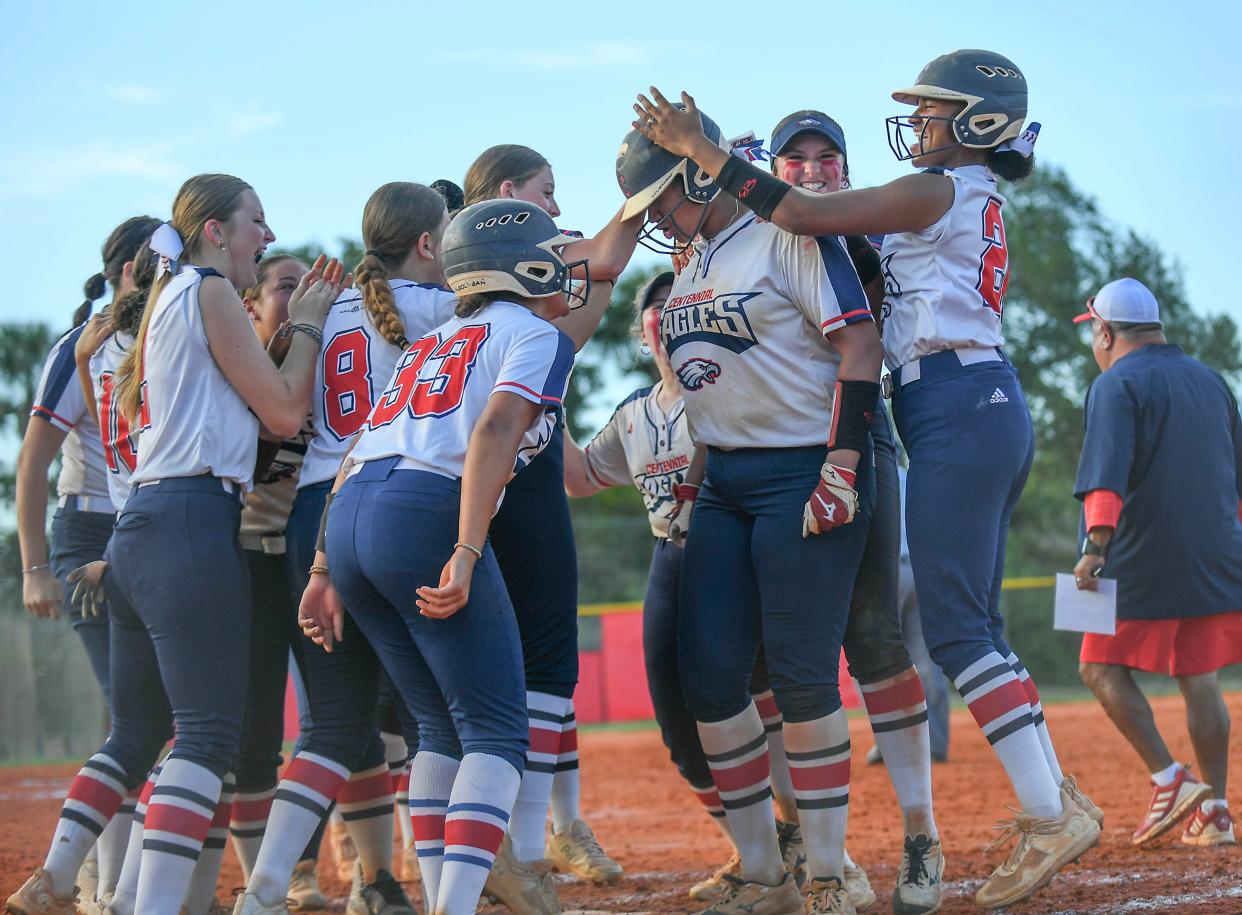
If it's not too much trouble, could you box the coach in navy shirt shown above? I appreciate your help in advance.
[1071,277,1240,849]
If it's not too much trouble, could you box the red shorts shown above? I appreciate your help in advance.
[1079,610,1242,676]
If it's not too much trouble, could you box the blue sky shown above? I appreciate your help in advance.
[2,0,1239,424]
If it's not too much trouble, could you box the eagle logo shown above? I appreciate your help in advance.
[676,357,722,391]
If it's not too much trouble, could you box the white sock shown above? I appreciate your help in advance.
[1202,797,1229,813]
[395,760,414,850]
[548,700,580,834]
[699,703,783,885]
[691,782,737,845]
[437,754,521,915]
[109,765,161,915]
[182,774,234,914]
[42,753,130,896]
[1151,761,1181,787]
[97,787,139,897]
[510,691,570,861]
[409,751,460,911]
[1005,651,1064,783]
[135,758,222,914]
[752,690,797,821]
[229,787,275,881]
[337,762,396,880]
[783,710,850,882]
[955,654,1061,818]
[248,752,348,906]
[859,668,937,838]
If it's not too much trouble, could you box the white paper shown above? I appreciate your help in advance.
[1053,573,1117,635]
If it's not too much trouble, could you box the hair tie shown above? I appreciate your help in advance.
[365,248,382,258]
[150,222,185,278]
[998,122,1040,159]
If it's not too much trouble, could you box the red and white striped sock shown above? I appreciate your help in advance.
[860,667,937,837]
[183,773,234,914]
[410,751,459,909]
[96,785,140,898]
[395,760,413,851]
[41,753,130,896]
[955,653,1062,817]
[228,787,274,880]
[247,752,348,906]
[1005,651,1064,783]
[699,703,783,885]
[338,762,396,879]
[437,753,521,915]
[509,691,570,861]
[109,766,160,915]
[134,757,223,913]
[784,710,851,882]
[548,701,581,834]
[752,689,797,822]
[690,781,736,845]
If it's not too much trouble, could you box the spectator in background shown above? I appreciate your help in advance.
[1072,278,1241,848]
[868,465,951,765]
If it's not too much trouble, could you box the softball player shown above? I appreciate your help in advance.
[286,198,579,915]
[768,110,941,914]
[243,183,457,914]
[616,106,884,915]
[634,49,1101,909]
[462,145,636,896]
[7,173,346,915]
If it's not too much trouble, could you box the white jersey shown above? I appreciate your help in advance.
[879,164,1009,369]
[89,331,139,512]
[31,324,111,502]
[661,215,873,449]
[300,280,459,488]
[584,382,691,538]
[348,301,574,492]
[130,267,259,489]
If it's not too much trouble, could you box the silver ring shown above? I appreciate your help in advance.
[646,116,656,127]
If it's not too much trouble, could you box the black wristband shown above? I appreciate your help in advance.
[315,492,335,554]
[829,380,881,453]
[716,155,791,221]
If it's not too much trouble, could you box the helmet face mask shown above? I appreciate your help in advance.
[885,112,962,162]
[636,187,713,257]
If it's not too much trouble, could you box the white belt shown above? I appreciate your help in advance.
[345,456,452,480]
[240,532,287,554]
[57,494,116,515]
[136,477,240,494]
[882,345,1003,396]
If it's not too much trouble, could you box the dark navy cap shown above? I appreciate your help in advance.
[770,111,847,161]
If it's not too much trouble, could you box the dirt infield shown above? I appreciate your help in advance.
[2,694,1239,914]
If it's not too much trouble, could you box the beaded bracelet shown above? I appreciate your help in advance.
[291,323,324,347]
[453,542,483,560]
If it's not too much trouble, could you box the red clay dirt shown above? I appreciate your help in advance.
[2,694,1239,914]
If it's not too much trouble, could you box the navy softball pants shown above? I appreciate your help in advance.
[328,458,528,773]
[104,477,250,785]
[49,498,115,703]
[892,354,1032,681]
[679,443,874,724]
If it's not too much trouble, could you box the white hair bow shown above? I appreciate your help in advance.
[151,222,185,278]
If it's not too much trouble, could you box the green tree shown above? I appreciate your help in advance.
[0,322,60,505]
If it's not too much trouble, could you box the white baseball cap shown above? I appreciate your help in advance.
[1073,277,1162,326]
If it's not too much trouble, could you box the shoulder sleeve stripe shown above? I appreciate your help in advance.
[821,307,874,334]
[495,380,563,404]
[32,327,84,425]
[582,446,611,488]
[30,404,76,429]
[814,235,868,314]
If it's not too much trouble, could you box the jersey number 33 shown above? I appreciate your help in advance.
[368,325,489,427]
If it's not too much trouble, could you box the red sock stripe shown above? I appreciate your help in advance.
[1019,674,1040,706]
[558,726,578,754]
[709,751,771,793]
[692,785,723,809]
[338,770,393,804]
[285,756,349,798]
[139,777,159,806]
[529,725,561,756]
[67,774,125,815]
[753,692,779,721]
[144,803,212,840]
[412,813,446,842]
[396,771,410,797]
[967,679,1029,728]
[210,798,232,829]
[789,759,850,792]
[861,670,926,715]
[444,818,506,852]
[230,795,273,822]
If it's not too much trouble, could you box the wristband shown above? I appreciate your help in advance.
[828,380,881,453]
[291,323,324,347]
[716,155,791,221]
[1081,536,1108,560]
[315,492,335,554]
[454,542,483,560]
[22,563,49,574]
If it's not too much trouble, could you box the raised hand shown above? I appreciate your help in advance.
[633,87,706,159]
[288,256,351,327]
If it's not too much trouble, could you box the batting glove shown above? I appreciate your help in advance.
[67,560,109,618]
[802,463,858,537]
[667,482,700,547]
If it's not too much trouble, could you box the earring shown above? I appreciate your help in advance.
[639,343,652,358]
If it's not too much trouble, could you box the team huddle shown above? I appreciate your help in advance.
[9,48,1107,915]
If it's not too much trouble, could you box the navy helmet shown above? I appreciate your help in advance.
[616,107,727,253]
[887,49,1028,160]
[442,199,588,306]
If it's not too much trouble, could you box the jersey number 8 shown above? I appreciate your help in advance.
[368,325,490,427]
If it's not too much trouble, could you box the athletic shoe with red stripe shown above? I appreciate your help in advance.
[4,868,78,915]
[1131,764,1211,846]
[1180,806,1235,847]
